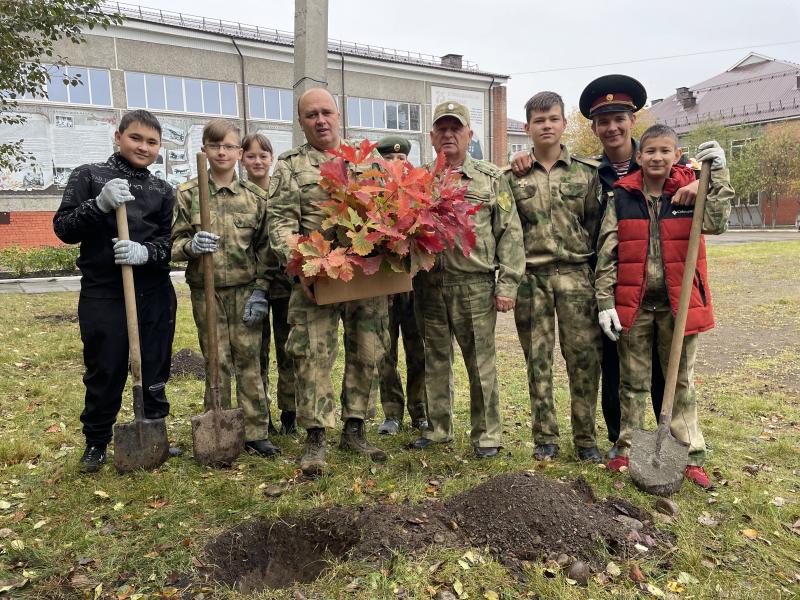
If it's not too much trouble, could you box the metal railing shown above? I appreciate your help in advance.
[100,2,481,72]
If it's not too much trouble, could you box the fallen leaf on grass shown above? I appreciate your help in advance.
[93,490,110,500]
[698,512,719,527]
[10,539,24,550]
[770,497,786,507]
[606,561,621,577]
[483,591,499,600]
[741,528,759,539]
[147,498,167,509]
[113,502,125,511]
[0,577,30,593]
[32,519,47,530]
[667,580,684,593]
[641,582,665,597]
[0,501,12,510]
[0,528,13,538]
[677,572,699,585]
[453,579,464,596]
[629,563,647,582]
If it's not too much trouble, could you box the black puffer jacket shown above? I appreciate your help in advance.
[53,153,174,298]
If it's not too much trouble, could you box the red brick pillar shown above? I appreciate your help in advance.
[492,85,508,166]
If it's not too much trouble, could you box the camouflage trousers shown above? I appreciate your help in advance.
[514,264,601,448]
[617,306,706,466]
[260,296,295,413]
[379,292,427,423]
[190,285,269,441]
[285,286,388,430]
[414,271,501,447]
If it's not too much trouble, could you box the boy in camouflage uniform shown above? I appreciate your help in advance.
[411,101,524,458]
[267,88,388,476]
[505,91,604,463]
[596,124,733,488]
[172,119,279,457]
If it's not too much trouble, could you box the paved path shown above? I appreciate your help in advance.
[0,271,186,294]
[706,229,799,245]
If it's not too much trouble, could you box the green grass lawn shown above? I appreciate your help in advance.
[0,241,798,599]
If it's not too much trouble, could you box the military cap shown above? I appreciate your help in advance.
[579,74,647,119]
[432,100,471,127]
[376,135,411,157]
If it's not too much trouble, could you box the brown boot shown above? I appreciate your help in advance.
[299,427,327,476]
[340,419,387,462]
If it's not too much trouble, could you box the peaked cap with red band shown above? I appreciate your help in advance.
[579,74,647,119]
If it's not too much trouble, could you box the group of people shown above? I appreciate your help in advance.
[54,73,734,490]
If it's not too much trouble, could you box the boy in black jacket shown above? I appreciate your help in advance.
[53,109,177,473]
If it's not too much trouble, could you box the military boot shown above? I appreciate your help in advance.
[299,427,327,477]
[340,418,387,462]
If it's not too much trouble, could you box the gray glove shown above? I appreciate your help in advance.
[112,238,149,265]
[95,178,135,213]
[242,289,268,327]
[696,141,726,170]
[191,230,219,255]
[599,308,622,342]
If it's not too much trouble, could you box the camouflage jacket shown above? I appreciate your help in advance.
[172,175,273,290]
[504,145,602,270]
[267,141,376,268]
[249,179,291,299]
[436,154,525,299]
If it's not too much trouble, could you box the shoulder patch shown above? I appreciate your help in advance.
[572,155,600,169]
[277,146,301,161]
[497,190,512,212]
[241,179,268,199]
[473,159,502,178]
[177,179,198,192]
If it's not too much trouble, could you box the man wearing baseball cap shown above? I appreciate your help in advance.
[411,101,524,458]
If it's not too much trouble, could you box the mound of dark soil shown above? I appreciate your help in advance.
[205,472,670,592]
[170,348,205,379]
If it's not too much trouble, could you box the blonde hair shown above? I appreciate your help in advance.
[202,118,241,144]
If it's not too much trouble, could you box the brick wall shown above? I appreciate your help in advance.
[0,211,65,249]
[492,86,508,166]
[761,195,800,226]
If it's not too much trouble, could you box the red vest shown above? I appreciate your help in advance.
[613,165,715,335]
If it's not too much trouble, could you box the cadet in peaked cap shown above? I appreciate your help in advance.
[579,74,647,119]
[376,135,411,160]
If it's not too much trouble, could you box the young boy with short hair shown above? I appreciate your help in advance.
[595,123,734,487]
[172,119,279,457]
[54,109,177,473]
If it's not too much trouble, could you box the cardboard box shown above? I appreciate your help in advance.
[314,269,413,305]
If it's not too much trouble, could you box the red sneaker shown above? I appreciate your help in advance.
[607,456,629,472]
[684,465,712,489]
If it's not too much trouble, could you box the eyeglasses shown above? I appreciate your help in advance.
[205,144,241,152]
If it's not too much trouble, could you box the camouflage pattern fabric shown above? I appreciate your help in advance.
[379,292,426,423]
[616,307,706,466]
[260,297,295,413]
[190,285,269,441]
[284,288,388,430]
[514,265,602,448]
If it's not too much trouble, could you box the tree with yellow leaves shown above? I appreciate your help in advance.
[562,107,655,158]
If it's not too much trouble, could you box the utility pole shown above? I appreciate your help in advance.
[293,0,329,145]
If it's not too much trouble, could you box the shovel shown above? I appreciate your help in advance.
[630,161,712,497]
[191,152,245,466]
[113,202,170,473]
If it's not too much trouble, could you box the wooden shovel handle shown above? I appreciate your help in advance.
[657,161,712,448]
[197,153,221,411]
[115,202,144,421]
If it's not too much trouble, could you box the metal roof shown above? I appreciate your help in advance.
[100,1,508,79]
[507,118,526,133]
[648,53,800,134]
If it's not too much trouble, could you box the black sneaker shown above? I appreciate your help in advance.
[80,445,107,473]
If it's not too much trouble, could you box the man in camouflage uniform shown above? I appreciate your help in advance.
[172,119,279,457]
[374,135,427,435]
[267,87,388,476]
[505,91,603,463]
[411,101,524,458]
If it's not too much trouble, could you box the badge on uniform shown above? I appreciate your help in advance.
[497,191,512,212]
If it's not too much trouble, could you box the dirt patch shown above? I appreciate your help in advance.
[170,348,205,380]
[0,269,79,279]
[205,472,669,593]
[35,313,78,324]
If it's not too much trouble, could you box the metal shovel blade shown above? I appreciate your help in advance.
[191,407,245,467]
[629,428,689,497]
[113,385,170,473]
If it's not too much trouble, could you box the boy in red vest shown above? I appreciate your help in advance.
[594,123,733,488]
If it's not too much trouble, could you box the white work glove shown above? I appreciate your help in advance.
[696,141,726,170]
[242,289,268,327]
[191,230,219,255]
[95,178,135,213]
[112,238,149,265]
[599,308,622,342]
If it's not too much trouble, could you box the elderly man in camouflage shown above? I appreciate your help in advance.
[505,91,604,463]
[267,87,388,476]
[411,101,524,458]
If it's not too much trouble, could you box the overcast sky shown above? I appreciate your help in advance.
[146,0,800,122]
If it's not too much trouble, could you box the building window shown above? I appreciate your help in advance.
[510,143,528,154]
[125,72,238,117]
[730,138,752,160]
[247,86,293,122]
[347,97,421,132]
[21,65,112,107]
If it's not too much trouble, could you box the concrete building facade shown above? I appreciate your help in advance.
[0,3,509,248]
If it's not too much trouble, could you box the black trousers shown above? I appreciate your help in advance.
[78,283,177,446]
[600,332,665,443]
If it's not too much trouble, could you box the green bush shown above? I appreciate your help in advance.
[0,245,79,277]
